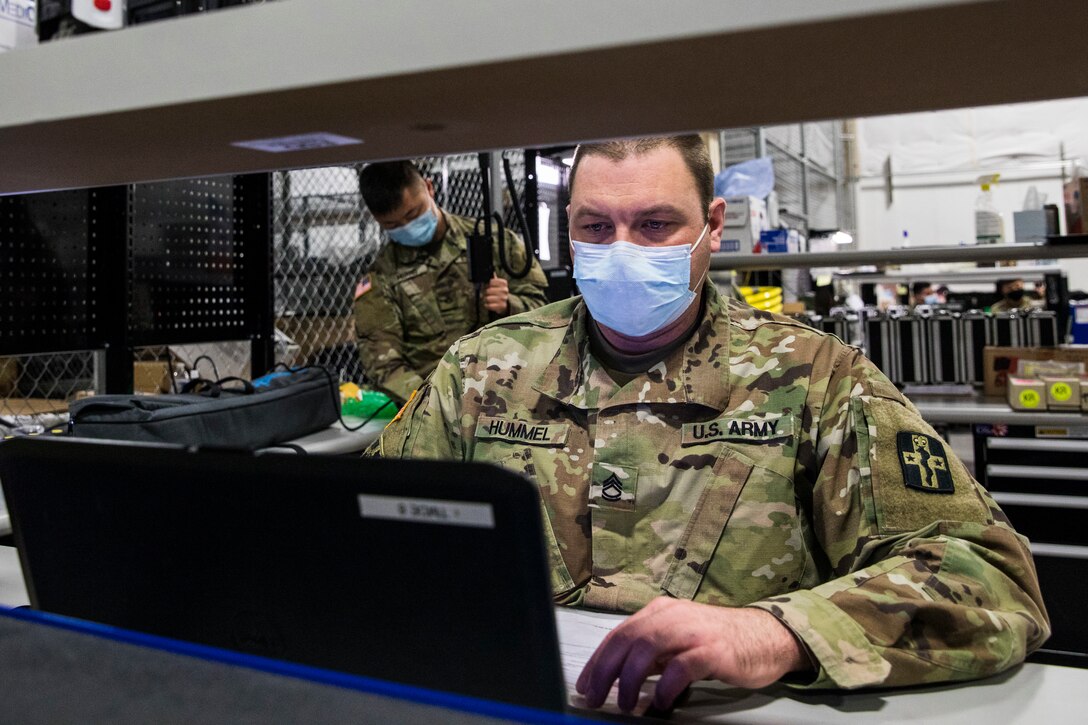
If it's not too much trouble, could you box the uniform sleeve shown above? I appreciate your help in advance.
[353,273,425,404]
[748,345,1050,689]
[497,229,550,317]
[365,345,466,461]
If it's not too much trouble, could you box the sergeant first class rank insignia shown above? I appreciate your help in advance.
[897,431,954,494]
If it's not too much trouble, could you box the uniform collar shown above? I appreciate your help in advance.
[532,283,734,413]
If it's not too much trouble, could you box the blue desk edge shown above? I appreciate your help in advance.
[0,605,587,724]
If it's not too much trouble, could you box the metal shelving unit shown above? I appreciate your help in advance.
[2,1,1088,194]
[834,265,1065,284]
[710,240,1088,271]
[913,394,1088,426]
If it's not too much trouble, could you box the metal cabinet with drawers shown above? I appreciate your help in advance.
[974,426,1088,664]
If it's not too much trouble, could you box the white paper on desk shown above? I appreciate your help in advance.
[554,607,656,716]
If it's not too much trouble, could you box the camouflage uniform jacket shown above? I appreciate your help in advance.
[372,283,1050,690]
[354,210,550,403]
[989,296,1036,314]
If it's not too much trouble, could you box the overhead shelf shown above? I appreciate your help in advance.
[834,264,1069,284]
[912,394,1088,426]
[2,0,1088,194]
[710,240,1088,271]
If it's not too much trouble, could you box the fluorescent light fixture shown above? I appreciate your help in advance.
[535,160,561,186]
[832,231,854,245]
[561,156,575,167]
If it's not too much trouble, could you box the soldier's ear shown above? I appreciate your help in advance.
[708,198,726,254]
[424,177,436,199]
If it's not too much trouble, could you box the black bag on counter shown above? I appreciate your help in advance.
[67,367,339,449]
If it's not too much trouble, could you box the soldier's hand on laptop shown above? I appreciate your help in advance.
[575,598,811,712]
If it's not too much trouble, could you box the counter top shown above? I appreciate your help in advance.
[1,601,1084,723]
[0,545,28,607]
[279,417,385,455]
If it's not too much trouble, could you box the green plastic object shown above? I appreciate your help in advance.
[342,390,397,419]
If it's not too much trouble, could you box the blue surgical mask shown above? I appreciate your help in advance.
[387,204,438,247]
[572,225,709,337]
[924,294,940,305]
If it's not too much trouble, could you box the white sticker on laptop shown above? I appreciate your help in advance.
[358,494,495,529]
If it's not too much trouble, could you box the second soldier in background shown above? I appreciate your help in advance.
[353,161,550,404]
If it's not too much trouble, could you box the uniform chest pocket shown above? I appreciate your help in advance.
[661,445,809,605]
[488,444,580,599]
[432,252,470,316]
[395,268,442,338]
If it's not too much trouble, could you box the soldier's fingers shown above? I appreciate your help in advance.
[578,627,638,708]
[653,648,714,711]
[616,639,665,712]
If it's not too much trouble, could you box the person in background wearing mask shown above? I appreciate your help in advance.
[369,136,1047,713]
[910,281,938,307]
[353,161,549,404]
[991,278,1035,313]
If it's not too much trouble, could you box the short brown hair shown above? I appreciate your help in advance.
[568,135,714,219]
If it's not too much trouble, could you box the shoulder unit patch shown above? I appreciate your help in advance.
[897,431,954,494]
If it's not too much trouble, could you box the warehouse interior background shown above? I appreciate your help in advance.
[3,95,1086,422]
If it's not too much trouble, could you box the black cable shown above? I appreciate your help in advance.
[274,363,397,433]
[259,443,309,455]
[166,348,179,394]
[191,355,220,383]
[500,152,536,279]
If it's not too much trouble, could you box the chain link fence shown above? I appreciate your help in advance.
[272,152,527,388]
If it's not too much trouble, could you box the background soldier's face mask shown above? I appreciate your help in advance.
[571,225,708,337]
[387,203,438,247]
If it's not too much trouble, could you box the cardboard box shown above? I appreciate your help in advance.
[721,196,767,254]
[276,316,355,365]
[0,399,69,416]
[1007,377,1047,411]
[133,361,171,394]
[1042,377,1081,409]
[983,346,1088,396]
[782,302,807,315]
[0,357,17,396]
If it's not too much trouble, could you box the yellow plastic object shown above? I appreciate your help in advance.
[738,286,783,314]
[339,381,362,404]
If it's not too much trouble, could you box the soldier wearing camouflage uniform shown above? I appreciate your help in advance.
[354,161,550,404]
[370,137,1049,711]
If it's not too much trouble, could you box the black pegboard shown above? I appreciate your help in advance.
[128,177,249,345]
[0,189,96,355]
[1,174,273,391]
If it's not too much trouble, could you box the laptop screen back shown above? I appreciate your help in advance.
[0,437,566,711]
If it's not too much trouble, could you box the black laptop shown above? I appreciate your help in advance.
[0,437,567,712]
